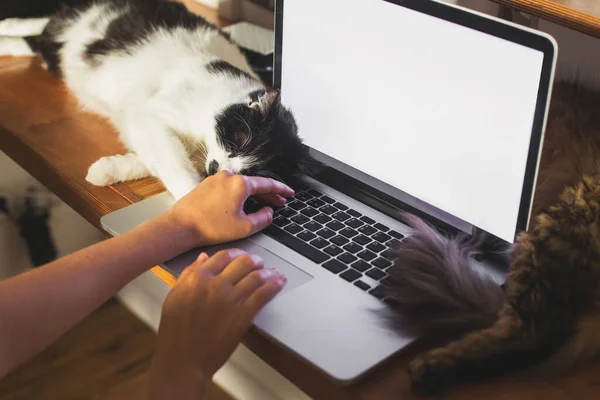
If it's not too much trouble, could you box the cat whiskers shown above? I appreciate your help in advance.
[235,113,253,149]
[255,169,284,182]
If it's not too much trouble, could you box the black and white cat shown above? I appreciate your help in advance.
[0,0,316,199]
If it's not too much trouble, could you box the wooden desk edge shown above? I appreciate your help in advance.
[491,0,600,38]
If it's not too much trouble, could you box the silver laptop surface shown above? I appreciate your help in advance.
[101,0,557,384]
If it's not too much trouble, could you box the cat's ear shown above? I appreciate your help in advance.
[250,90,280,120]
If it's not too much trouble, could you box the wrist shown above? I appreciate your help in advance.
[148,360,209,400]
[136,212,198,261]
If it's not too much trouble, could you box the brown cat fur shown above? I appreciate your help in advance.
[383,81,600,393]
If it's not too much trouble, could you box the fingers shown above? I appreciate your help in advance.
[242,278,287,320]
[234,268,283,299]
[197,249,247,275]
[243,176,295,198]
[245,206,274,235]
[219,254,264,285]
[253,193,288,207]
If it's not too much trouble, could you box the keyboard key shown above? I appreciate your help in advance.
[333,212,351,222]
[340,269,361,282]
[389,230,404,239]
[304,221,322,232]
[291,214,310,225]
[326,221,345,231]
[339,226,359,238]
[372,257,392,269]
[386,239,401,248]
[320,205,338,215]
[323,259,347,274]
[367,242,385,253]
[333,202,349,211]
[301,207,319,217]
[331,235,349,246]
[381,276,396,286]
[317,228,336,239]
[310,237,329,249]
[354,235,372,245]
[278,207,296,218]
[273,217,291,227]
[263,225,329,264]
[298,231,316,242]
[351,260,371,272]
[343,242,362,254]
[321,195,336,204]
[284,223,303,234]
[289,201,306,211]
[369,285,387,299]
[346,218,364,229]
[348,209,361,218]
[358,225,377,236]
[308,189,322,197]
[366,268,386,280]
[307,198,326,208]
[324,245,343,256]
[382,249,396,260]
[357,249,377,261]
[244,198,260,213]
[360,216,376,225]
[374,223,389,232]
[338,252,357,264]
[354,280,371,291]
[295,192,313,201]
[314,213,332,224]
[373,232,392,243]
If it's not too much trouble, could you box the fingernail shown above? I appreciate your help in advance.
[229,249,247,258]
[250,254,264,265]
[197,252,209,262]
[260,268,277,279]
[277,275,287,287]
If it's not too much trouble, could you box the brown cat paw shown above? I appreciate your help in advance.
[407,357,449,395]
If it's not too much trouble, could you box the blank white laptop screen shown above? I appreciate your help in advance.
[280,0,545,242]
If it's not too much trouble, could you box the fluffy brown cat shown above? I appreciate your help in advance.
[382,80,600,393]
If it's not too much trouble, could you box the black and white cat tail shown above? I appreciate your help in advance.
[381,213,506,339]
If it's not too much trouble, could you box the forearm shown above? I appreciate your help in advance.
[0,212,193,377]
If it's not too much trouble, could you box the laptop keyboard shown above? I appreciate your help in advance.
[244,186,405,305]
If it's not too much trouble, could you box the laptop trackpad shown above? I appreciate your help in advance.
[163,240,313,295]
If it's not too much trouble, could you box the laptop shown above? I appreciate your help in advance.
[101,0,557,384]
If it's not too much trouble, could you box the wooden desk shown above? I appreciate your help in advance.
[1,2,600,399]
[490,0,600,38]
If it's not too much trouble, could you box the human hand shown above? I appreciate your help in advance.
[148,249,286,399]
[166,171,295,248]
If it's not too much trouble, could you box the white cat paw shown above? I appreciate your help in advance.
[0,18,50,36]
[0,37,34,57]
[86,157,121,186]
[86,154,151,186]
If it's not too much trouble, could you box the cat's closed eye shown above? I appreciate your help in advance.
[234,132,248,147]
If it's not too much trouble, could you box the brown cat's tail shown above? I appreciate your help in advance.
[382,214,506,339]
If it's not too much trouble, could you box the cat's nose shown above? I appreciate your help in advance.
[208,160,219,176]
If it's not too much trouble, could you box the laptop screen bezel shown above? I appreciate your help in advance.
[273,0,556,247]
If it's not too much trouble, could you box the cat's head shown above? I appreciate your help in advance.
[531,175,600,247]
[205,90,320,186]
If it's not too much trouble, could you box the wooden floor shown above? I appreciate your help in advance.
[0,298,234,400]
